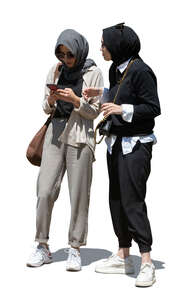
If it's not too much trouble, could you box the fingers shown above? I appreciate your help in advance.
[56,88,71,93]
[83,88,91,95]
[82,87,101,97]
[56,90,69,97]
[102,107,113,117]
[54,90,72,103]
[56,89,66,94]
[49,93,58,101]
[103,111,111,118]
[56,88,71,92]
[100,103,122,116]
[103,109,116,118]
[83,94,89,101]
[101,103,114,111]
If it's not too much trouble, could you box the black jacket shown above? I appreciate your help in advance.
[109,58,161,137]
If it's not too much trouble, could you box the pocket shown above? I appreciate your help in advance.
[141,142,153,159]
[131,140,141,153]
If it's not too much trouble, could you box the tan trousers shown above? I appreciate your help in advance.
[35,118,93,247]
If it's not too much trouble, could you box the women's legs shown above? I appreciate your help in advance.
[118,141,153,256]
[35,119,66,244]
[65,145,93,249]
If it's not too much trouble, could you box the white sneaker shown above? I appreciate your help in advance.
[95,254,134,274]
[26,245,52,267]
[66,248,81,271]
[135,263,156,287]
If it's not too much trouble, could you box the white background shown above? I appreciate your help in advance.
[0,0,193,298]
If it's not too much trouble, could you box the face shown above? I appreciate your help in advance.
[57,45,76,68]
[100,37,112,61]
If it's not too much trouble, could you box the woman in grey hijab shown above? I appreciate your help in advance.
[27,29,103,271]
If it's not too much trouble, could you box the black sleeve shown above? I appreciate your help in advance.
[132,69,161,121]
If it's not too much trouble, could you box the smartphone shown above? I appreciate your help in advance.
[47,84,58,91]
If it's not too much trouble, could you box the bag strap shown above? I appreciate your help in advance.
[53,62,62,83]
[94,58,136,145]
[112,58,135,105]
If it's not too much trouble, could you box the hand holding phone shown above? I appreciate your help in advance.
[47,84,58,91]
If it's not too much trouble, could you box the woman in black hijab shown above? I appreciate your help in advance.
[27,29,103,271]
[84,23,161,287]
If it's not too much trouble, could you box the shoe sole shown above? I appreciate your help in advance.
[26,260,52,268]
[135,277,156,287]
[95,267,134,274]
[66,267,81,272]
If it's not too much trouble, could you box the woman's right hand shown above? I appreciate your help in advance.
[48,91,58,107]
[82,88,103,100]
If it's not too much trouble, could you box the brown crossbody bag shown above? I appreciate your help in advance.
[26,63,61,166]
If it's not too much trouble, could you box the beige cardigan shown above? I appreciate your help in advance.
[43,64,104,160]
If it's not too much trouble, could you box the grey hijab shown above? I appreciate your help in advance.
[55,29,96,82]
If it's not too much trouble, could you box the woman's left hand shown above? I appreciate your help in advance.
[55,88,80,108]
[55,88,76,103]
[101,103,122,118]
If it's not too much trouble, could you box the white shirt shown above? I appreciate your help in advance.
[103,59,157,155]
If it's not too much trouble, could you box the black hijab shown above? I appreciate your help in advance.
[102,23,141,89]
[102,23,141,66]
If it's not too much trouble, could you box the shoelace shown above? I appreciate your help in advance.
[31,250,41,258]
[29,248,43,261]
[140,263,153,273]
[65,248,80,262]
[33,247,50,259]
[101,253,116,262]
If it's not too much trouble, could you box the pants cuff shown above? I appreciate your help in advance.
[35,238,49,243]
[139,245,152,253]
[68,241,87,248]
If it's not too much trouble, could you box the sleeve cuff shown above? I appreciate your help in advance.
[74,97,85,113]
[121,104,134,122]
[74,97,99,113]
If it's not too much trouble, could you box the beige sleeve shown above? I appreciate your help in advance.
[42,64,58,115]
[74,67,104,120]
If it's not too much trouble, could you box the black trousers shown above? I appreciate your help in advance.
[107,138,153,253]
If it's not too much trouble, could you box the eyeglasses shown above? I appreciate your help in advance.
[57,51,75,59]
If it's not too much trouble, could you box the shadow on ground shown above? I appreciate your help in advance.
[52,248,112,266]
[52,247,165,275]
